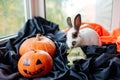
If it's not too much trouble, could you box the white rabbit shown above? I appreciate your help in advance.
[66,14,101,48]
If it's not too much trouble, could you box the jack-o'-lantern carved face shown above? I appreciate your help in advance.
[23,58,45,76]
[18,50,53,78]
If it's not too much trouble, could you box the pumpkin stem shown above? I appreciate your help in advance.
[36,34,42,41]
[31,49,37,53]
[34,50,37,53]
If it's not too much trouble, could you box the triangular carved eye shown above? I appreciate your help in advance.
[36,59,42,65]
[23,59,30,66]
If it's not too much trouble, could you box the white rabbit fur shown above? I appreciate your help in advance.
[66,14,101,48]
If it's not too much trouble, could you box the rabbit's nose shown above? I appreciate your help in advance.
[72,41,76,46]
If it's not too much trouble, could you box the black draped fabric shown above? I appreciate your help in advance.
[0,17,120,80]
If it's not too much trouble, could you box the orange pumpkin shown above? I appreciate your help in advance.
[18,50,53,78]
[19,34,56,57]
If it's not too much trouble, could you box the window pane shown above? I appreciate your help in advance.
[0,0,25,38]
[46,0,113,31]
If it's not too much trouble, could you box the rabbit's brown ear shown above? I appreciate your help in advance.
[67,17,73,28]
[74,14,81,30]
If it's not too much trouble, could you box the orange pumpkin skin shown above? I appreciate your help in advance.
[18,50,53,78]
[19,34,56,57]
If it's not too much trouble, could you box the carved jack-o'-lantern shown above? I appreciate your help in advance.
[19,34,56,57]
[18,50,53,78]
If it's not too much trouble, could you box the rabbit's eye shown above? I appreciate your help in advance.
[72,41,76,46]
[72,32,78,38]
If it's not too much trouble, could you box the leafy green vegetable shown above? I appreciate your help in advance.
[67,47,87,66]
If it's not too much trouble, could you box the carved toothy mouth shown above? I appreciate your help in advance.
[23,66,45,76]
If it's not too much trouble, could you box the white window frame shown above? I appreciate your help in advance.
[111,0,120,31]
[27,0,46,19]
[0,0,31,42]
[0,0,45,42]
